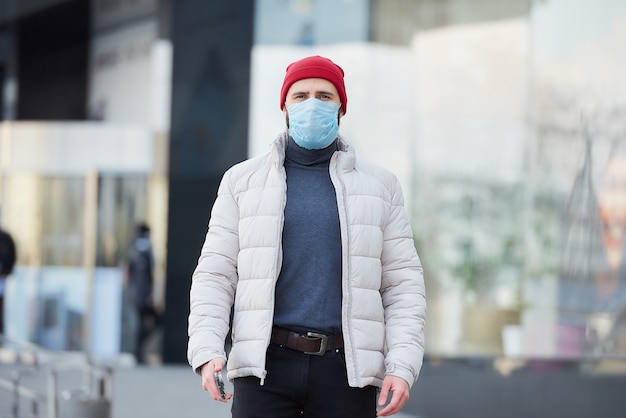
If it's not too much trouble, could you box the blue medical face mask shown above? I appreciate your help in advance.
[287,98,340,150]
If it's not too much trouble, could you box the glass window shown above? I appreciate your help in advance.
[41,177,85,266]
[96,174,148,267]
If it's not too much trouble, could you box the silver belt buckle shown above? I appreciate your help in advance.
[304,332,327,356]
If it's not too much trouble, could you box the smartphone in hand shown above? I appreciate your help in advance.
[214,371,226,400]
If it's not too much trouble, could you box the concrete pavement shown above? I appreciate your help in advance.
[112,365,231,418]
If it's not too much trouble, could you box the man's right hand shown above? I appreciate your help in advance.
[200,359,232,402]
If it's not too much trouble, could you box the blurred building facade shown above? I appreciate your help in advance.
[0,0,170,358]
[250,0,626,362]
[1,1,626,415]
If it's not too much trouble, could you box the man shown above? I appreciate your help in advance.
[188,55,426,417]
[127,223,158,364]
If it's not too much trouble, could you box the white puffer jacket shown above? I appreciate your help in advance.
[188,132,426,388]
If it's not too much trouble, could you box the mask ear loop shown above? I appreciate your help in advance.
[284,103,290,128]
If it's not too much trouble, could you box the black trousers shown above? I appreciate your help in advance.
[134,305,160,363]
[232,344,377,418]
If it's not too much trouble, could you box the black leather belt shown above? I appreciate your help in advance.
[271,327,343,355]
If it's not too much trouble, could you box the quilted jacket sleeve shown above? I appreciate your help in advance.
[380,175,426,388]
[187,169,240,374]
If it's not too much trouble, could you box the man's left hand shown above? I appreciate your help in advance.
[376,375,410,416]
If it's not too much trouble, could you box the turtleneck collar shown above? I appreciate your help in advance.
[285,136,338,166]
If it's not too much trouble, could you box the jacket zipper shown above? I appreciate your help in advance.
[329,152,356,385]
[261,162,287,386]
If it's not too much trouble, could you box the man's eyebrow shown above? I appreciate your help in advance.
[289,90,336,98]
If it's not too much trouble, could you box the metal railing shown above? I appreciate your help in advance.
[0,335,113,418]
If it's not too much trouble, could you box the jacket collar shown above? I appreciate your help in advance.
[270,130,356,172]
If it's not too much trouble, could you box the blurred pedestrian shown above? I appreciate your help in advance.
[188,55,426,417]
[0,228,16,336]
[127,223,159,364]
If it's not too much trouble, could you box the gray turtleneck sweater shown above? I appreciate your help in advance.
[273,137,343,335]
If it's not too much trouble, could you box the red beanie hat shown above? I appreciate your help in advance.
[280,55,347,114]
